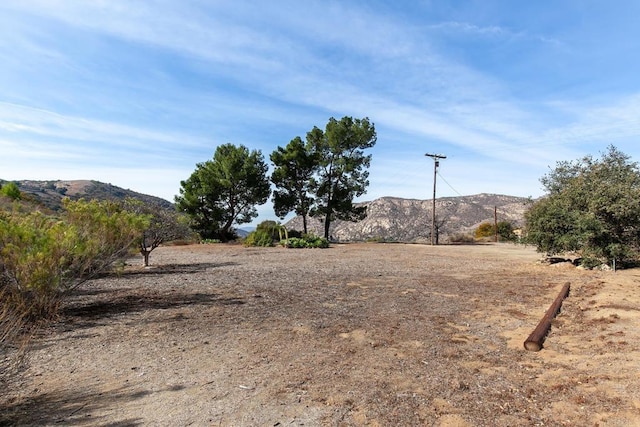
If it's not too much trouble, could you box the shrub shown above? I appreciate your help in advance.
[448,233,475,244]
[0,182,21,201]
[525,146,640,264]
[580,256,605,270]
[1,198,148,380]
[244,229,274,247]
[200,238,222,244]
[475,222,495,238]
[256,220,289,241]
[474,221,517,242]
[365,236,385,243]
[282,234,329,248]
[0,199,148,318]
[244,221,291,247]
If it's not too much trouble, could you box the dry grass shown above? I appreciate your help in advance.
[2,243,639,426]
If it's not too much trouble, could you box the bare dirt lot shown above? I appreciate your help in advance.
[2,242,640,426]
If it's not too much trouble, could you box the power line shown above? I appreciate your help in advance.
[436,170,464,197]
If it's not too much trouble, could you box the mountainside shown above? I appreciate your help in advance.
[3,179,173,211]
[4,180,531,242]
[284,194,532,242]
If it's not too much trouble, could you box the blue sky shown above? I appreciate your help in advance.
[2,1,640,225]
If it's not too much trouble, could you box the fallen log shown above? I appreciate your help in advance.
[524,282,571,352]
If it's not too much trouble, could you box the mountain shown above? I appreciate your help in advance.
[5,180,532,243]
[284,194,532,243]
[3,179,173,211]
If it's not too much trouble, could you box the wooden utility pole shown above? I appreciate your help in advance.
[425,153,446,245]
[494,206,498,243]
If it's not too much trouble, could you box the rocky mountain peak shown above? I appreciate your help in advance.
[284,194,532,242]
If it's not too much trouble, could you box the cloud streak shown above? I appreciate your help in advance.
[1,1,640,219]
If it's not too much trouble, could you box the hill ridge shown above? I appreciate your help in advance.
[3,179,173,211]
[284,193,531,242]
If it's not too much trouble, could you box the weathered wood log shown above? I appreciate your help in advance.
[524,282,571,352]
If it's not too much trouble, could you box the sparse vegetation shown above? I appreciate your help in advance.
[1,198,148,376]
[448,233,475,244]
[200,238,222,244]
[123,198,193,266]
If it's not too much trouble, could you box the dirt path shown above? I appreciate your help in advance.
[2,243,639,426]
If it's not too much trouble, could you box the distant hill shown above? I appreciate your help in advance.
[284,194,532,243]
[3,180,532,242]
[2,179,173,212]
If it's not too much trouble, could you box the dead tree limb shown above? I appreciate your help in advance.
[524,282,570,352]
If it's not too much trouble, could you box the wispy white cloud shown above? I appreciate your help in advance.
[429,20,561,45]
[0,102,210,154]
[1,0,640,226]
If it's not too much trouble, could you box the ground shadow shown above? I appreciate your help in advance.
[61,290,245,324]
[0,382,187,426]
[101,262,239,278]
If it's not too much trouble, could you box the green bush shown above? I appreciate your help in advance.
[579,257,605,270]
[244,229,274,247]
[282,234,329,248]
[525,146,640,264]
[0,182,21,201]
[1,198,148,380]
[0,198,148,319]
[244,221,291,247]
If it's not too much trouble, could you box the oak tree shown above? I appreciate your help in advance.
[525,145,640,265]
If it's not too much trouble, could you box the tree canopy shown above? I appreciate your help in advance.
[307,116,377,239]
[270,136,319,234]
[525,145,640,266]
[175,143,270,241]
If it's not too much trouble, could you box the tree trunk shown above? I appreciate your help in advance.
[323,215,331,240]
[142,250,151,267]
[302,215,308,235]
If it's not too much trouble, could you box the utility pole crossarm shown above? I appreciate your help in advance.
[425,153,447,161]
[425,153,447,246]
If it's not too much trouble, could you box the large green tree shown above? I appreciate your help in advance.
[525,145,640,265]
[307,116,377,239]
[270,136,319,234]
[175,144,270,240]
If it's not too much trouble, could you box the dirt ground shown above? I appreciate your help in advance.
[2,242,640,426]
